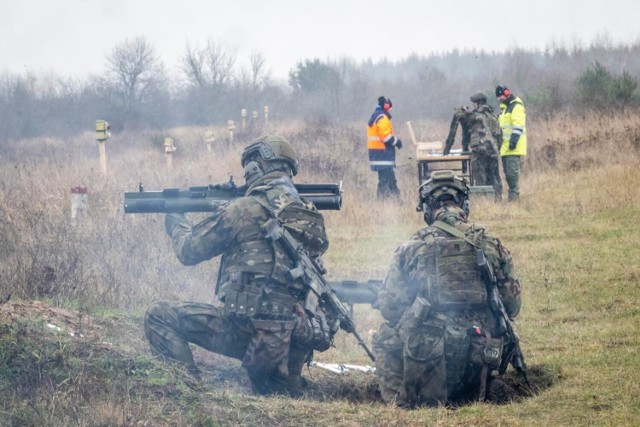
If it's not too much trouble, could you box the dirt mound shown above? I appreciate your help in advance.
[0,299,558,407]
[0,300,104,341]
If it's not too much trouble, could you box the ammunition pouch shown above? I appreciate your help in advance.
[469,331,503,370]
[223,280,298,319]
[291,307,332,352]
[398,296,432,335]
[224,288,262,317]
[403,323,445,363]
[444,326,471,391]
[243,318,297,377]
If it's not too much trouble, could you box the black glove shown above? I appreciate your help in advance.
[395,138,403,149]
[509,133,520,151]
[164,213,187,236]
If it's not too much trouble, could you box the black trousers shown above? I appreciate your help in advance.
[377,168,400,199]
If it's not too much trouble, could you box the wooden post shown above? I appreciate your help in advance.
[405,121,418,146]
[98,142,107,174]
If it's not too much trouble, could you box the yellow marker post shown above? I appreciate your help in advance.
[95,120,110,174]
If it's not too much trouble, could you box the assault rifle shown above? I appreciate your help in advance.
[477,249,530,386]
[263,217,376,362]
[123,178,342,213]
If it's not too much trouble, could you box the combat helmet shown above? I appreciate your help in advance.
[417,170,469,224]
[241,135,299,176]
[470,92,487,104]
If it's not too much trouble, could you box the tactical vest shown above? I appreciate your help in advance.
[418,222,488,308]
[218,181,327,318]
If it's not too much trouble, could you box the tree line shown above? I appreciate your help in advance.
[1,34,639,143]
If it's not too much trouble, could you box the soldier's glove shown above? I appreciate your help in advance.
[508,133,520,151]
[395,138,403,149]
[164,213,187,236]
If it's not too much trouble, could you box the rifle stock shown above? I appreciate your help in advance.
[124,180,343,213]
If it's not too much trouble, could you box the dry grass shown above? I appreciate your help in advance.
[1,111,640,425]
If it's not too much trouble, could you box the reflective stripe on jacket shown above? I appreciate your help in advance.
[498,96,527,156]
[367,108,396,170]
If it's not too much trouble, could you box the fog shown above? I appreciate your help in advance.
[2,0,639,81]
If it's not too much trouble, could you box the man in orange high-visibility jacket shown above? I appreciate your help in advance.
[367,96,403,199]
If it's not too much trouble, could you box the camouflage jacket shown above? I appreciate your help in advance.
[165,171,329,301]
[378,206,521,330]
[468,105,501,156]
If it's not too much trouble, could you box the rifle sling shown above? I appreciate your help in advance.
[431,220,478,248]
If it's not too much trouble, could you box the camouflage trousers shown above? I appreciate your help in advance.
[471,152,503,201]
[144,300,313,396]
[373,321,489,408]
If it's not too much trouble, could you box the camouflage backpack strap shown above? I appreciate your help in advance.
[253,195,295,279]
[431,220,477,247]
[431,220,488,259]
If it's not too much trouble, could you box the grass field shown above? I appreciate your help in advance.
[1,111,639,426]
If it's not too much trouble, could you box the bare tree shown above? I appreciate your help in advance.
[180,39,236,92]
[181,41,206,88]
[236,50,271,113]
[248,50,270,96]
[106,37,166,127]
[179,39,237,123]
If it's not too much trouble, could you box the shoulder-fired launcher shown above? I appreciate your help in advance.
[328,279,382,308]
[124,178,342,213]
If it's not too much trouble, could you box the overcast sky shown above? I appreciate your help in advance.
[1,0,639,82]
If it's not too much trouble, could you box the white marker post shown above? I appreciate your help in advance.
[70,186,89,222]
[204,130,215,151]
[227,120,236,142]
[241,108,248,131]
[264,105,269,125]
[164,137,176,170]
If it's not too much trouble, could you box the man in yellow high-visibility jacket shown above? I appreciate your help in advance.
[496,85,527,202]
[367,96,403,199]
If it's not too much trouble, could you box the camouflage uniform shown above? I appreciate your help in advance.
[468,104,503,199]
[144,169,333,396]
[373,204,521,407]
[443,107,473,155]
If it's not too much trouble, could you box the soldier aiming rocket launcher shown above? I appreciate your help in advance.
[124,177,381,361]
[124,177,343,213]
